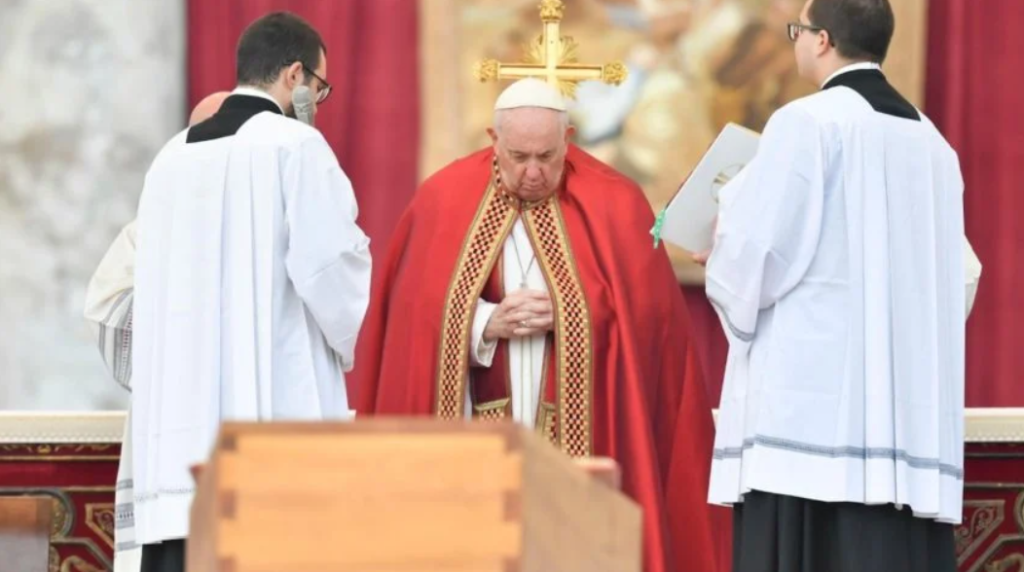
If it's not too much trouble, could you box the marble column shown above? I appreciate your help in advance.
[0,0,186,410]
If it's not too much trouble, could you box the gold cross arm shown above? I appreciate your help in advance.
[476,60,627,86]
[473,0,628,98]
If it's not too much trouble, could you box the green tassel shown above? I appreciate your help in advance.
[650,207,667,248]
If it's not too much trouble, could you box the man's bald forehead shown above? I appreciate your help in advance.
[188,92,231,126]
[493,106,569,134]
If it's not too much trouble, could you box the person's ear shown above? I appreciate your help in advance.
[284,61,304,89]
[487,127,499,147]
[815,30,832,57]
[565,125,576,144]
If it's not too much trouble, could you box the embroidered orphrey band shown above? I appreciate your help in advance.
[435,184,517,419]
[537,402,558,444]
[474,398,511,421]
[523,200,593,457]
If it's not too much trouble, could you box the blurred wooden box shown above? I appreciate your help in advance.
[0,496,52,572]
[188,420,641,572]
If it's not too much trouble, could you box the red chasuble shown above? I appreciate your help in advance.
[351,145,718,572]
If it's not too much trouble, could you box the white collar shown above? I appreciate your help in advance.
[231,86,284,113]
[821,62,883,88]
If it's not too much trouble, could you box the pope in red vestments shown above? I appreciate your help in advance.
[350,79,718,572]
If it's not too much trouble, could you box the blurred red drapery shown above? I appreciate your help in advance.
[926,0,1024,407]
[689,0,1024,408]
[187,0,420,260]
[186,0,1024,406]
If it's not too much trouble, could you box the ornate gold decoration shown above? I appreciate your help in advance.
[601,62,628,85]
[0,443,118,462]
[51,496,70,538]
[435,184,517,419]
[524,35,579,70]
[84,503,115,549]
[2,488,115,570]
[435,179,593,456]
[537,402,557,444]
[956,501,1005,562]
[522,199,593,457]
[0,444,114,455]
[986,554,1024,572]
[473,59,500,82]
[474,398,511,421]
[49,547,60,572]
[472,0,627,98]
[538,0,565,22]
[60,557,104,572]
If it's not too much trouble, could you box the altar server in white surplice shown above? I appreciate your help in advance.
[83,92,230,572]
[700,0,982,571]
[131,13,371,572]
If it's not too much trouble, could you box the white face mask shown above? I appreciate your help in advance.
[291,85,315,127]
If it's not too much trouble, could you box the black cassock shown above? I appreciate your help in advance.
[733,491,956,572]
[140,539,185,572]
[730,69,959,572]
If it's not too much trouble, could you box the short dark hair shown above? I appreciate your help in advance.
[809,0,895,63]
[236,12,326,87]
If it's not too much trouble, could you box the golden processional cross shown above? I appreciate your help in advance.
[473,0,628,98]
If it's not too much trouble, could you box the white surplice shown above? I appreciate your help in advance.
[84,220,138,390]
[465,218,548,427]
[83,218,141,572]
[131,103,372,543]
[706,72,975,524]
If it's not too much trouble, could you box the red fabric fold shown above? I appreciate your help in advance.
[352,145,719,572]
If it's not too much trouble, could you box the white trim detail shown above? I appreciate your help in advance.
[0,412,126,443]
[962,408,1024,443]
[0,409,1022,444]
[708,408,1023,444]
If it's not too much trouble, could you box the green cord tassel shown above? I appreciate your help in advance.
[650,207,667,248]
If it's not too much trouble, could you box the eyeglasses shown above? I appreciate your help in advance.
[302,65,332,104]
[787,22,829,42]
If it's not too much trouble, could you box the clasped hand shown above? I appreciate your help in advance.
[483,289,553,341]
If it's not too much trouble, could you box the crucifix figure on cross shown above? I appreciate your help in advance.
[473,0,628,98]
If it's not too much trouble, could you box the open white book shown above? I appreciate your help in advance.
[652,123,761,252]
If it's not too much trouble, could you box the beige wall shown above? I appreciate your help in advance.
[420,0,929,178]
[419,0,929,284]
[0,0,185,410]
[886,0,929,107]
